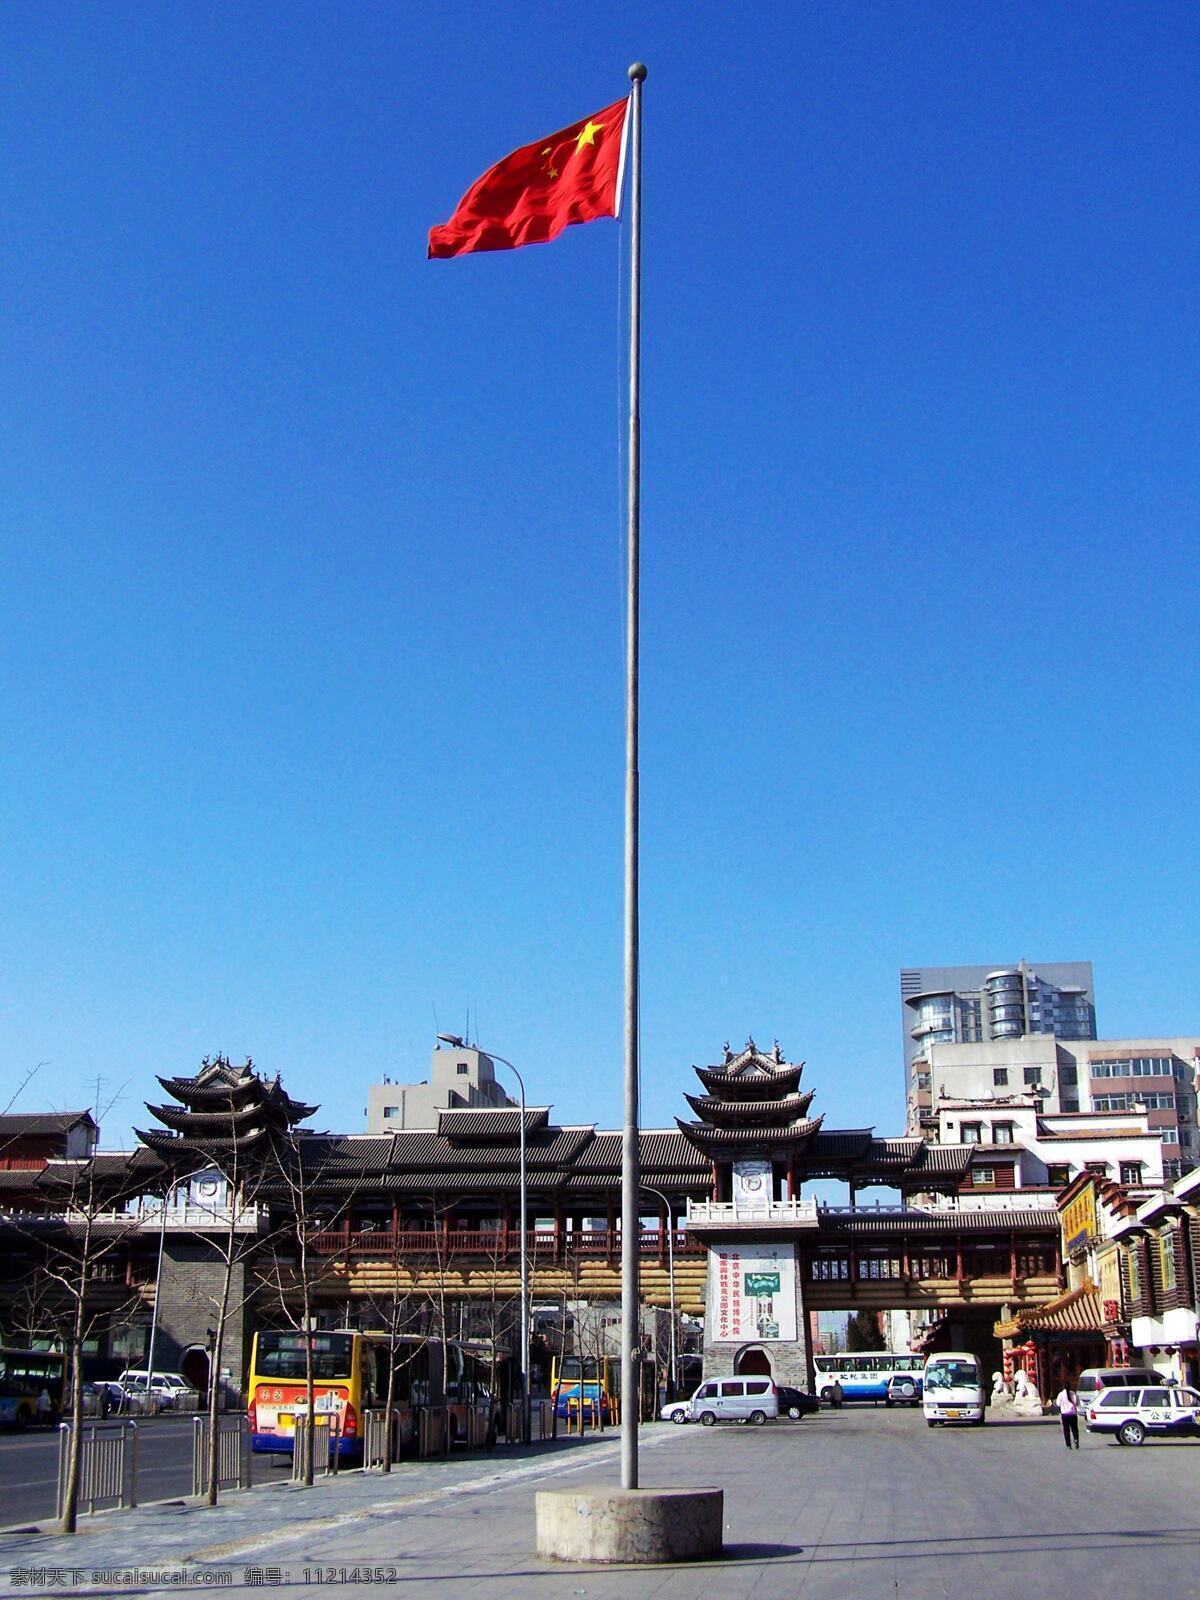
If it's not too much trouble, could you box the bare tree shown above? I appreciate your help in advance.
[359,1223,429,1472]
[259,1136,363,1486]
[409,1198,456,1452]
[177,1132,279,1505]
[28,1141,143,1533]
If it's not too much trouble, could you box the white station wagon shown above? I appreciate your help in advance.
[1084,1384,1200,1446]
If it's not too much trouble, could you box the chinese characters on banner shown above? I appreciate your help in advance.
[708,1243,797,1342]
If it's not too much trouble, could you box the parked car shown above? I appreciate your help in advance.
[886,1373,922,1407]
[1085,1384,1200,1445]
[659,1398,692,1424]
[80,1382,114,1417]
[1076,1367,1160,1401]
[115,1370,199,1411]
[689,1377,779,1426]
[777,1385,820,1419]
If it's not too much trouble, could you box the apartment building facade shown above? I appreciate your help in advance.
[908,1035,1200,1180]
[923,1095,1162,1208]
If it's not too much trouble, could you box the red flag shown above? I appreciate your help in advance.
[428,98,629,260]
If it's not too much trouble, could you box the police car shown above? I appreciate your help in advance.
[1084,1382,1200,1445]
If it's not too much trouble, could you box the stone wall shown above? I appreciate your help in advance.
[701,1240,812,1389]
[156,1238,249,1401]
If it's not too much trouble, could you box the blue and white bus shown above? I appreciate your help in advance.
[813,1352,924,1404]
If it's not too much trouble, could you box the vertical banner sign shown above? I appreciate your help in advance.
[1061,1183,1097,1257]
[708,1243,797,1342]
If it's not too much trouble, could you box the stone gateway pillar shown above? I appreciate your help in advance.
[701,1238,811,1387]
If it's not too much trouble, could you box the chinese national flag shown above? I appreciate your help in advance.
[428,98,629,259]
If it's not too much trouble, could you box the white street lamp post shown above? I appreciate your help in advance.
[641,1184,677,1397]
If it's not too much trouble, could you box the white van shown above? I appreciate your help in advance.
[922,1352,985,1427]
[689,1377,779,1426]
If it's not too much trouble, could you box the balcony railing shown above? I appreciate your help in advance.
[0,1205,266,1233]
[304,1226,702,1260]
[808,1246,1061,1286]
[685,1198,820,1229]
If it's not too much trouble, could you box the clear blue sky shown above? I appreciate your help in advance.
[2,3,1197,1151]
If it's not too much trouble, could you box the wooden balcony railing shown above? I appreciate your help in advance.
[808,1247,1062,1287]
[304,1226,702,1261]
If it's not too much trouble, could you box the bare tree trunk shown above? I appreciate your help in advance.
[205,1248,233,1504]
[59,1220,92,1534]
[382,1308,397,1474]
[300,1223,316,1485]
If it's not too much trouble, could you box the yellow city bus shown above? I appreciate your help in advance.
[550,1354,656,1424]
[248,1330,497,1458]
[0,1347,66,1428]
[249,1330,386,1459]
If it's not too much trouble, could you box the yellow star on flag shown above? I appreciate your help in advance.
[575,120,604,151]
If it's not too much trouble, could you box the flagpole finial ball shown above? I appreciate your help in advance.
[628,63,647,82]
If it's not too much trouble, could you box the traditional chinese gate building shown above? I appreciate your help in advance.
[0,1044,1069,1393]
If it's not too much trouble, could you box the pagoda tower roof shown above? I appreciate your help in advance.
[154,1058,317,1124]
[683,1090,816,1126]
[676,1040,972,1192]
[691,1039,805,1100]
[676,1041,825,1157]
[140,1056,317,1180]
[677,1115,826,1155]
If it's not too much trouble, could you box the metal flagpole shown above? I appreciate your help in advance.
[621,59,646,1495]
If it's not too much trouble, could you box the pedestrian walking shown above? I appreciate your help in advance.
[1055,1381,1080,1449]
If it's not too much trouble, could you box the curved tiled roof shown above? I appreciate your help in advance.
[436,1108,551,1141]
[677,1116,826,1153]
[818,1207,1058,1236]
[693,1063,805,1098]
[684,1092,816,1125]
[0,1112,96,1136]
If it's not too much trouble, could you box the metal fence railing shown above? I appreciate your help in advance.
[57,1421,139,1518]
[362,1408,409,1468]
[292,1414,342,1481]
[458,1404,488,1450]
[191,1414,250,1495]
[504,1399,552,1442]
[417,1406,449,1458]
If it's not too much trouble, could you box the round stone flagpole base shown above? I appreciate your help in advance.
[535,1486,723,1564]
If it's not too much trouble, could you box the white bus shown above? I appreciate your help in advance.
[813,1352,924,1404]
[922,1351,986,1427]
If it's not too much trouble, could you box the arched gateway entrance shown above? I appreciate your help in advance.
[734,1346,773,1376]
[181,1346,210,1398]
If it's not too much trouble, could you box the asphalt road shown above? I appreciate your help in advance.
[0,1415,291,1526]
[2,1407,1199,1596]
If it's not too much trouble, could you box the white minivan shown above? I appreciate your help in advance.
[689,1377,779,1426]
[922,1352,985,1427]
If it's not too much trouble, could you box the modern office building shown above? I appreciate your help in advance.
[365,1041,516,1131]
[900,961,1096,1098]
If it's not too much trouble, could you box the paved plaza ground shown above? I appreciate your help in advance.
[2,1408,1198,1599]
